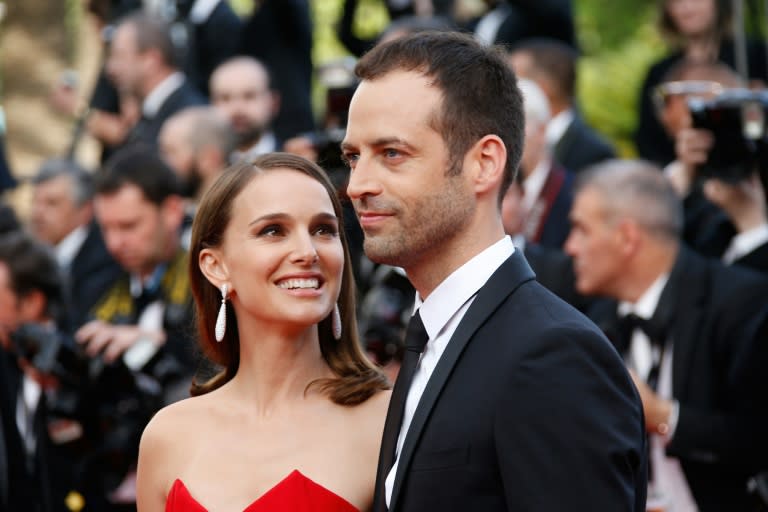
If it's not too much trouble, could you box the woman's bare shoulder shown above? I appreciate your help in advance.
[141,394,214,449]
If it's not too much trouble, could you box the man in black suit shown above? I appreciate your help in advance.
[515,78,574,249]
[0,232,68,512]
[508,38,616,173]
[29,159,122,333]
[564,159,768,511]
[106,12,206,149]
[342,31,646,512]
[239,0,315,142]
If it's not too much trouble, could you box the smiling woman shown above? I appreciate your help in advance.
[134,152,391,512]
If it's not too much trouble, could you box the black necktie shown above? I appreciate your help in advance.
[378,311,429,479]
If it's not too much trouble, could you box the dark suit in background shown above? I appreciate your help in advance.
[0,350,53,512]
[239,0,315,142]
[177,0,243,98]
[524,163,573,249]
[63,222,122,333]
[127,79,206,149]
[554,113,616,173]
[589,247,768,511]
[386,251,647,511]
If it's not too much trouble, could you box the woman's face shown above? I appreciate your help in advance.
[214,168,344,332]
[666,0,717,38]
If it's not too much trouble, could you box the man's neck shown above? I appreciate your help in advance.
[619,242,679,304]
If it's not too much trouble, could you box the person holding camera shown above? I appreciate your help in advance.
[635,0,768,167]
[73,146,196,511]
[0,231,70,512]
[658,60,768,271]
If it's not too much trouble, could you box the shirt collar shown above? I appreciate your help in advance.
[522,158,552,212]
[416,236,514,340]
[231,132,278,163]
[546,108,574,147]
[142,72,185,118]
[55,225,89,269]
[618,272,670,320]
[189,0,220,23]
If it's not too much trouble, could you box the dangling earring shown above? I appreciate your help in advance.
[215,284,228,342]
[332,303,342,340]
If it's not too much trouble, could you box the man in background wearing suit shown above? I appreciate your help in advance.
[565,159,768,511]
[29,159,122,333]
[515,78,574,249]
[508,38,615,173]
[106,12,206,150]
[342,31,646,512]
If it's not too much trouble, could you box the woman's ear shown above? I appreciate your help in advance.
[199,248,228,289]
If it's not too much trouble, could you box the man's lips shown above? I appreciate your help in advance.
[356,211,393,228]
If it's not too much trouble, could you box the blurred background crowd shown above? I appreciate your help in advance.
[1,0,768,511]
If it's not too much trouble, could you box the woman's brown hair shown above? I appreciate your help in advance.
[188,153,389,404]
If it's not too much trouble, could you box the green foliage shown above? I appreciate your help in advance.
[576,1,667,156]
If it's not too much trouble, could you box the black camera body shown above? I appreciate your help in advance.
[688,88,768,182]
[10,323,164,494]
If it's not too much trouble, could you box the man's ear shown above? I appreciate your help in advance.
[199,248,228,289]
[18,289,47,323]
[468,134,507,196]
[617,218,643,257]
[161,195,186,231]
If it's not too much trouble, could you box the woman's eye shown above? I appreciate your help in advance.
[314,224,339,236]
[258,225,283,236]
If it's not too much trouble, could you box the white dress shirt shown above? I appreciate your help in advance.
[385,236,515,507]
[619,274,698,512]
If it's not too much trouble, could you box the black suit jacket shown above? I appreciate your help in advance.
[0,350,52,512]
[525,163,573,250]
[127,78,206,148]
[239,0,315,141]
[64,222,122,333]
[379,251,647,511]
[554,114,616,173]
[589,247,768,511]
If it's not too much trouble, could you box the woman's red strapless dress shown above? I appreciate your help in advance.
[165,470,359,512]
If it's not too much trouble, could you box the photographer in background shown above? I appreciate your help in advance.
[0,231,68,512]
[657,59,768,271]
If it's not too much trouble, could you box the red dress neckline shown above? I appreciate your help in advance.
[165,470,359,512]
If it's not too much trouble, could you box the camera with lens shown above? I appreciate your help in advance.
[688,88,768,182]
[10,322,166,494]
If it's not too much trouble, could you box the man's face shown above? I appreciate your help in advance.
[159,120,202,197]
[210,62,276,149]
[0,262,21,333]
[106,23,145,97]
[30,175,89,245]
[342,70,475,271]
[564,186,625,296]
[94,184,174,277]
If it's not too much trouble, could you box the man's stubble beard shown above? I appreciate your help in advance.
[361,173,475,270]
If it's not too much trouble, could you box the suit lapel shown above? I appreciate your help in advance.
[668,249,708,398]
[553,116,578,165]
[389,251,535,507]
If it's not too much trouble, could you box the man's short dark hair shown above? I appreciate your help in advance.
[511,38,579,101]
[119,12,178,68]
[96,145,182,205]
[355,31,525,200]
[0,231,63,320]
[33,158,95,207]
